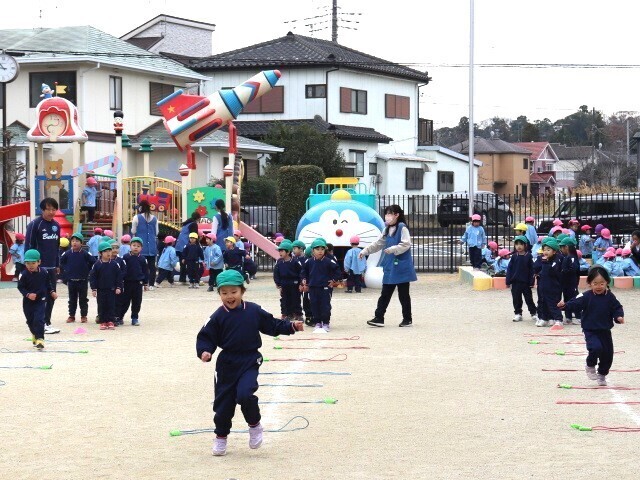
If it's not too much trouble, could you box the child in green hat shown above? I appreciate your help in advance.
[89,242,123,330]
[196,269,304,456]
[18,249,57,349]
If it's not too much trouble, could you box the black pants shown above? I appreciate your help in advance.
[176,252,187,283]
[145,256,157,286]
[156,268,174,285]
[14,262,24,279]
[347,270,363,292]
[23,298,46,339]
[309,286,332,324]
[120,281,143,320]
[97,289,116,324]
[44,268,57,326]
[186,260,200,283]
[208,268,223,287]
[537,290,562,322]
[81,206,95,222]
[374,282,412,323]
[584,329,614,376]
[511,282,536,315]
[562,286,581,320]
[302,291,312,319]
[67,279,89,316]
[469,246,482,269]
[280,284,301,317]
[213,360,261,437]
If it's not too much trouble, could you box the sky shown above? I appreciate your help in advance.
[2,0,640,129]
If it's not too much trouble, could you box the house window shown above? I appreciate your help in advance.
[537,167,542,173]
[418,118,433,146]
[343,166,356,177]
[349,150,365,177]
[406,168,423,190]
[150,82,177,116]
[369,163,377,175]
[242,86,284,114]
[521,184,528,197]
[30,71,77,107]
[437,171,454,192]
[523,158,529,170]
[340,87,367,114]
[109,76,122,110]
[305,84,326,98]
[385,94,410,119]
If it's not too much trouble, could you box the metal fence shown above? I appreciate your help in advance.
[243,192,640,272]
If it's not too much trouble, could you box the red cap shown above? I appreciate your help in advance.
[581,225,591,232]
[601,228,611,239]
[471,214,481,221]
[488,241,498,250]
[498,248,511,258]
[349,235,360,244]
[94,227,103,234]
[525,216,534,223]
[15,233,25,241]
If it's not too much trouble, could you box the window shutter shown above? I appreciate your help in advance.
[340,87,351,112]
[385,94,396,118]
[243,95,262,114]
[260,86,284,113]
[398,96,410,119]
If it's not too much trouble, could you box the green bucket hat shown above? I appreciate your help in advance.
[514,235,529,245]
[541,237,560,251]
[304,246,312,256]
[98,241,113,252]
[216,269,245,287]
[292,240,306,250]
[556,233,569,243]
[24,249,41,262]
[559,237,577,247]
[130,237,143,245]
[71,232,84,242]
[311,238,327,249]
[278,239,293,252]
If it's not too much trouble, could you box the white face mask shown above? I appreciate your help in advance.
[385,214,397,226]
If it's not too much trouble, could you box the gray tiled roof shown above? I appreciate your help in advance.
[0,26,208,81]
[227,117,392,144]
[449,137,532,155]
[549,143,593,160]
[189,32,431,83]
[2,121,30,146]
[131,120,283,153]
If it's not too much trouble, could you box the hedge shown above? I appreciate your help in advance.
[276,165,325,238]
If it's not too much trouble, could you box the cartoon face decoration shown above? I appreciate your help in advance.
[296,198,385,248]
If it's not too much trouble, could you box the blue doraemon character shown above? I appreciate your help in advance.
[40,83,53,99]
[296,190,386,288]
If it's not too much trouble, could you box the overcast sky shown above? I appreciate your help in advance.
[2,0,640,128]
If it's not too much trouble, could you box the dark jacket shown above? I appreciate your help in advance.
[60,249,96,281]
[301,255,341,287]
[24,216,61,268]
[122,253,149,284]
[506,251,534,286]
[534,253,564,296]
[18,267,55,300]
[564,290,624,330]
[223,247,245,270]
[274,257,301,286]
[90,260,124,291]
[183,243,204,262]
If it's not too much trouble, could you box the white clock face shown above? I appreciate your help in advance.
[42,113,67,136]
[0,54,19,83]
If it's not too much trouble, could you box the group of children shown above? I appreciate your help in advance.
[459,214,627,387]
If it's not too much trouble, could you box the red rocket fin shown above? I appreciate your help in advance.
[158,91,207,121]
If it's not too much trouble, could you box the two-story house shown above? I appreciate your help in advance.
[449,137,532,196]
[513,142,558,196]
[0,25,282,217]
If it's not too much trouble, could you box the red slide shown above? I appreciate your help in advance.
[238,221,279,260]
[0,201,31,281]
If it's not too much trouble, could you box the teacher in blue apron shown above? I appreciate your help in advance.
[131,200,159,288]
[210,199,234,251]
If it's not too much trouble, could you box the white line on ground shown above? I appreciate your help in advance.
[609,388,640,426]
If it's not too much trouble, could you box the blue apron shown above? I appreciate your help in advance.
[379,223,417,284]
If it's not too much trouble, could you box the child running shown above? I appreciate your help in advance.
[559,266,624,386]
[60,232,95,323]
[18,249,57,349]
[9,232,25,280]
[506,236,537,323]
[204,233,223,291]
[196,270,304,456]
[156,235,178,287]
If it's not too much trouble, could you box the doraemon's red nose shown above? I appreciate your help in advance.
[336,229,343,237]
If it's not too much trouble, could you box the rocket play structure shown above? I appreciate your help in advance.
[157,69,282,259]
[0,201,30,280]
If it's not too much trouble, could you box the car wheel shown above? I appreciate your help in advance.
[504,212,513,227]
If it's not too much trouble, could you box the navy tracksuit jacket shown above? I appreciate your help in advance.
[18,267,55,339]
[301,255,341,325]
[60,248,96,317]
[182,243,204,283]
[561,253,581,319]
[506,251,537,316]
[90,260,124,324]
[196,301,298,437]
[120,253,149,320]
[274,257,302,317]
[534,253,564,322]
[564,290,624,376]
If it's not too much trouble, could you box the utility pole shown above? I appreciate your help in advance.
[468,0,475,218]
[332,0,338,42]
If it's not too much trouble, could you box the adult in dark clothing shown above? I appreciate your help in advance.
[131,200,158,287]
[24,197,61,334]
[176,211,201,284]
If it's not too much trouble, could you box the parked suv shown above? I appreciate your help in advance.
[437,191,513,227]
[538,193,640,234]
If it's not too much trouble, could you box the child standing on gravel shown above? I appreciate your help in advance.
[196,269,304,456]
[459,214,486,270]
[506,236,537,323]
[558,266,624,386]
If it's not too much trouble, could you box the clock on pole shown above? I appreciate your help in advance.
[0,53,19,83]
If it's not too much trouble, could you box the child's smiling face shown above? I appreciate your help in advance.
[219,286,243,309]
[589,274,608,294]
[25,260,40,272]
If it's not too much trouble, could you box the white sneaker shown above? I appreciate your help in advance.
[212,436,227,456]
[147,286,154,291]
[154,283,161,288]
[535,319,546,327]
[563,318,573,325]
[531,314,539,322]
[513,314,523,322]
[313,323,326,334]
[44,324,60,334]
[585,366,597,380]
[597,374,607,386]
[553,321,563,327]
[322,323,331,332]
[249,423,263,449]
